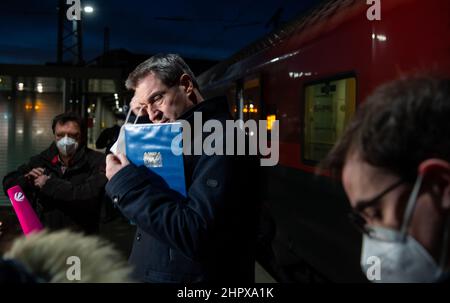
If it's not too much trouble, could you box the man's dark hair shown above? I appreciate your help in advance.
[125,53,199,90]
[51,112,83,134]
[322,75,450,181]
[114,112,126,120]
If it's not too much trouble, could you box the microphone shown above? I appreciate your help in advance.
[7,185,43,236]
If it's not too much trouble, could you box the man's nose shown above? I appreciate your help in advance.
[148,107,163,123]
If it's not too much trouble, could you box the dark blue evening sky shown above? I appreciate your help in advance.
[0,0,318,64]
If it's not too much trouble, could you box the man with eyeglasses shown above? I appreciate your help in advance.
[105,54,260,283]
[322,75,450,283]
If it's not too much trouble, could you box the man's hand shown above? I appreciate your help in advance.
[34,174,50,189]
[106,153,130,180]
[25,167,45,181]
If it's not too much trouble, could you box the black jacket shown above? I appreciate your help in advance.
[105,96,261,282]
[96,124,121,154]
[2,143,107,234]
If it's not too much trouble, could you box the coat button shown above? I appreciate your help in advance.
[206,179,218,188]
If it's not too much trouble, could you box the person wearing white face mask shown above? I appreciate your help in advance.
[2,112,108,234]
[322,75,450,283]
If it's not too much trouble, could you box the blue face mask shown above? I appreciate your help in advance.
[360,175,450,283]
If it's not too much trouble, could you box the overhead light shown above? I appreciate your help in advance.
[376,34,387,42]
[17,83,24,91]
[84,6,94,13]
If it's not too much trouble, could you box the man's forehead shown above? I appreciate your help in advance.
[136,73,166,91]
[55,121,80,133]
[342,151,398,204]
[133,73,165,101]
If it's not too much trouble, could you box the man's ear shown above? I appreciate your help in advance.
[179,74,194,95]
[419,159,450,210]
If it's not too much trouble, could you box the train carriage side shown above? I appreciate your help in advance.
[198,0,450,282]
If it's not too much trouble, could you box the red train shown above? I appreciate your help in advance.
[198,0,450,282]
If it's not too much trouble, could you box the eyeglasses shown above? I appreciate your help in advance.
[348,179,406,241]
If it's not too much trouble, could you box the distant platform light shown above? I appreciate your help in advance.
[37,83,43,93]
[17,83,24,91]
[267,115,276,131]
[377,34,387,42]
[371,33,387,42]
[84,6,94,13]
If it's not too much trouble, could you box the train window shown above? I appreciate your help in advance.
[303,76,356,163]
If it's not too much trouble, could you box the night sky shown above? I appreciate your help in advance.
[0,0,318,64]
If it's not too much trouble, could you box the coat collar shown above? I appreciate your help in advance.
[177,96,230,122]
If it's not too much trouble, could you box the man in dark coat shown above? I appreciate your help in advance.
[2,112,107,234]
[96,112,126,155]
[105,54,260,282]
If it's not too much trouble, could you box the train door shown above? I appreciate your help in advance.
[225,76,262,122]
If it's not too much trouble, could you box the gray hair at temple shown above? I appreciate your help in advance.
[3,230,133,283]
[125,53,200,90]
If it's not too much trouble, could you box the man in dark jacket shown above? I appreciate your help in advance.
[106,54,260,282]
[2,112,107,234]
[96,112,126,155]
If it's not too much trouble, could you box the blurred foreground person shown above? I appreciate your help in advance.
[0,229,133,283]
[323,75,450,283]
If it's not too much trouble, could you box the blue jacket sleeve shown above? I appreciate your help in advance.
[105,154,231,260]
